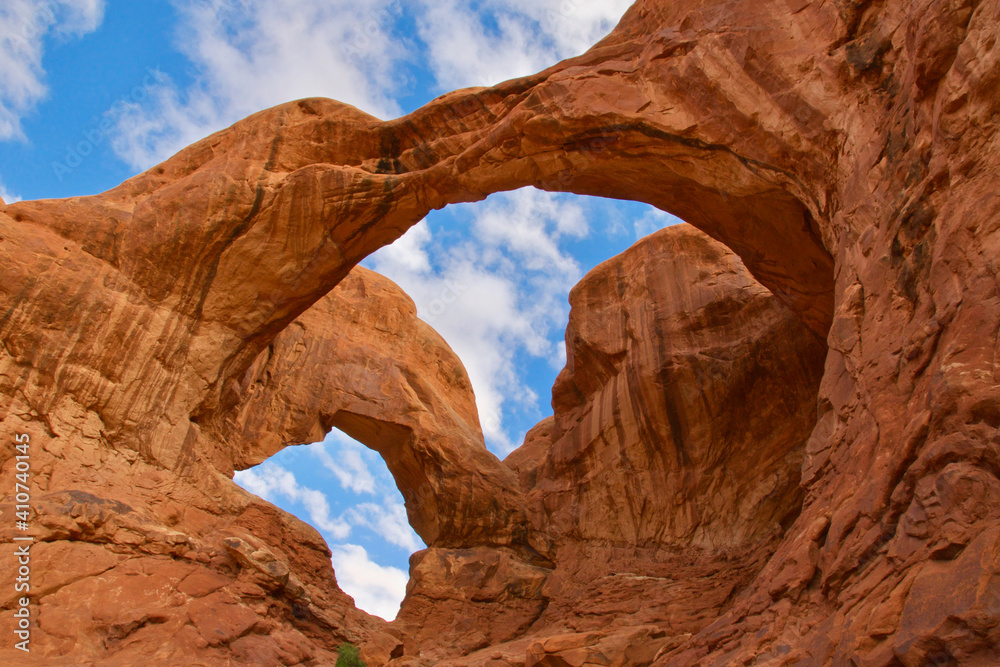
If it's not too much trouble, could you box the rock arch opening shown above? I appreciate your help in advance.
[221,183,829,659]
[234,427,421,621]
[226,188,697,622]
[360,191,829,660]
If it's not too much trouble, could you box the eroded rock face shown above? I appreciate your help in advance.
[210,266,537,554]
[391,224,826,664]
[2,0,999,664]
[0,270,444,665]
[0,250,551,664]
[512,224,826,550]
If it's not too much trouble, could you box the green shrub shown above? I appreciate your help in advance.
[336,643,366,667]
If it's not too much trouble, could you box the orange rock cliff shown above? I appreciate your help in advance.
[1,0,999,665]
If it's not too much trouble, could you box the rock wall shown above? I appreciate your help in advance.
[2,0,999,664]
[510,224,826,550]
[0,264,490,664]
[390,224,826,664]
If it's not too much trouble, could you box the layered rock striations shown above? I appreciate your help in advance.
[0,264,484,665]
[211,267,536,554]
[391,223,826,664]
[2,0,999,664]
[510,224,827,550]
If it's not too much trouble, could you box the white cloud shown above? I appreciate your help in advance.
[552,339,567,370]
[474,187,587,276]
[347,497,423,553]
[234,461,350,539]
[108,0,634,169]
[373,220,433,274]
[415,0,632,90]
[313,430,378,495]
[0,177,21,204]
[309,431,423,552]
[367,188,586,455]
[0,0,106,141]
[633,207,682,240]
[331,543,410,621]
[109,0,406,170]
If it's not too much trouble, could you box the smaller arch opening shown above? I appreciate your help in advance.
[234,426,422,621]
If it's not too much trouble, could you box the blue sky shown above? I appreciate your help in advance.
[1,0,680,620]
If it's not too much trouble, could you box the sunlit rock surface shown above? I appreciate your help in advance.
[396,224,825,663]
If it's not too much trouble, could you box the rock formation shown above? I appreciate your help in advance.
[511,225,826,550]
[0,265,466,665]
[393,224,826,664]
[2,0,999,664]
[213,267,537,555]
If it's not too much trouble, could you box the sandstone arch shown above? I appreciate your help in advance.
[2,0,843,478]
[2,0,999,664]
[212,266,542,556]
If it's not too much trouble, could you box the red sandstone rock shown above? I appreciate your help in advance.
[212,267,536,554]
[390,225,824,663]
[0,270,465,664]
[510,224,826,550]
[1,0,999,664]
